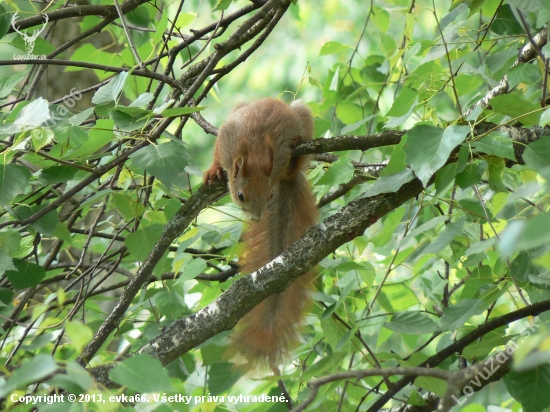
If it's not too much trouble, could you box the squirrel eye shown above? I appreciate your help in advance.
[270,193,274,200]
[237,191,245,202]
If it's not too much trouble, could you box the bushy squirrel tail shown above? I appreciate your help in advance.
[227,173,318,373]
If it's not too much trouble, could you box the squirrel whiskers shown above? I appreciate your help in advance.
[204,98,317,373]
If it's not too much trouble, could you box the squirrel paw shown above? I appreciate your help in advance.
[203,164,224,187]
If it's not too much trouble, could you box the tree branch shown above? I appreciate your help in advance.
[6,0,149,32]
[464,25,548,116]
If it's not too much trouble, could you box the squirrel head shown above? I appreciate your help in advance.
[229,139,274,222]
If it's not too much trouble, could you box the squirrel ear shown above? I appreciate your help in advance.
[234,139,249,178]
[233,156,247,178]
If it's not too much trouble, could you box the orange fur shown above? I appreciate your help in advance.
[229,175,318,372]
[204,98,317,373]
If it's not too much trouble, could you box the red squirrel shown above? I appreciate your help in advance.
[203,98,318,372]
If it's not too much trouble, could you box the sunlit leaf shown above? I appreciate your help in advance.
[130,141,189,189]
[109,354,174,393]
[404,125,469,186]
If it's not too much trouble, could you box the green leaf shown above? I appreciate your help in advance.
[130,141,189,190]
[385,91,419,128]
[151,9,169,45]
[109,107,152,132]
[125,224,164,261]
[30,127,54,152]
[523,136,550,170]
[420,35,461,65]
[175,257,207,282]
[414,376,448,397]
[63,119,114,160]
[6,259,46,290]
[319,41,352,56]
[213,0,234,11]
[65,321,93,353]
[363,169,414,197]
[404,125,469,186]
[161,106,206,117]
[0,98,51,134]
[440,2,468,31]
[201,343,227,366]
[500,213,550,257]
[112,193,146,220]
[490,93,541,125]
[490,4,523,35]
[510,250,537,283]
[434,144,469,194]
[386,87,419,117]
[370,207,405,247]
[0,354,58,398]
[152,288,186,319]
[0,164,31,206]
[336,327,356,351]
[341,115,375,134]
[438,299,486,331]
[384,311,439,334]
[455,74,484,96]
[174,13,196,32]
[14,204,59,236]
[0,250,15,277]
[423,217,465,255]
[0,230,21,256]
[458,198,493,222]
[109,354,174,393]
[0,5,10,40]
[66,361,93,391]
[462,335,511,359]
[130,93,155,108]
[207,362,242,395]
[0,70,30,99]
[91,71,129,104]
[486,156,508,192]
[317,156,355,186]
[380,137,407,175]
[507,63,540,89]
[70,107,94,126]
[377,283,417,311]
[470,131,516,160]
[51,124,89,157]
[435,163,457,194]
[465,238,497,256]
[401,216,448,245]
[38,165,79,185]
[541,107,550,127]
[0,287,13,306]
[336,103,363,125]
[504,365,550,412]
[301,352,348,380]
[373,8,390,32]
[455,159,487,189]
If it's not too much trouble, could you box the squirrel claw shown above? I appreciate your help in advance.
[203,165,224,188]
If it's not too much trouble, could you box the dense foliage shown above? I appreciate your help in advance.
[1,0,550,411]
